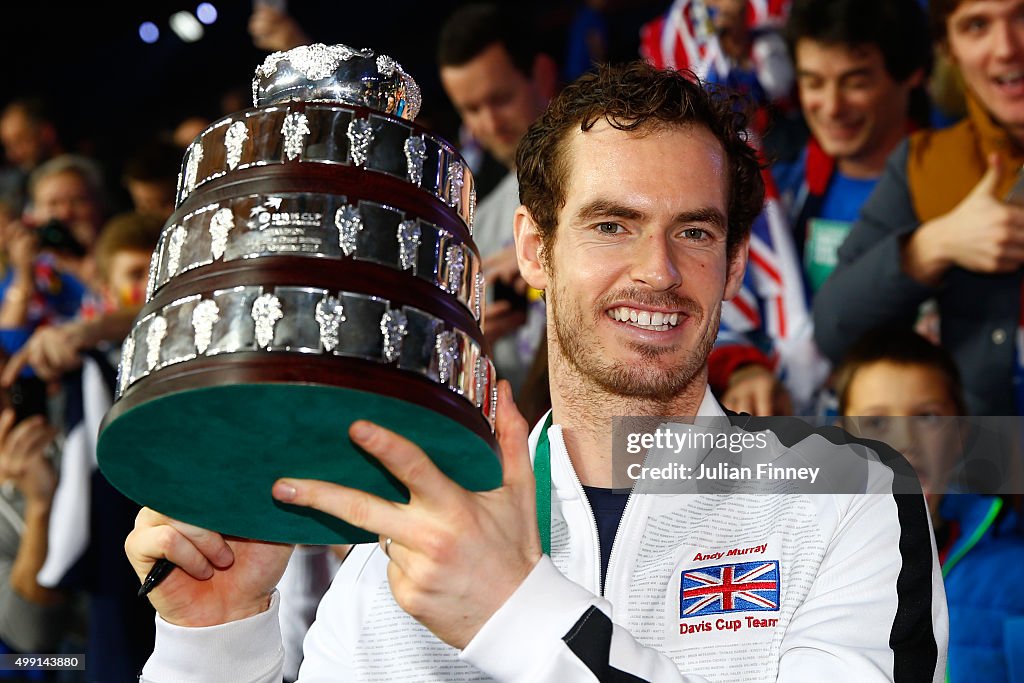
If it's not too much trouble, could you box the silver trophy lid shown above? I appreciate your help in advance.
[252,43,421,120]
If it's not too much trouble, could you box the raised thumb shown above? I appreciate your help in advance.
[974,152,1004,198]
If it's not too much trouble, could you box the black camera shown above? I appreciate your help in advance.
[37,219,87,257]
[8,375,48,423]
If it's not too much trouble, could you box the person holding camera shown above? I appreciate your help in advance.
[813,0,1024,416]
[0,154,103,335]
[438,4,558,399]
[0,154,149,387]
[0,400,67,655]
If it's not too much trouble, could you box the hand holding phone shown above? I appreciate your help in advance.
[9,375,48,423]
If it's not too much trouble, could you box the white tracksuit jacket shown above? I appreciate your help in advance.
[142,388,948,682]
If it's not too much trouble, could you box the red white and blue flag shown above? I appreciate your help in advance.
[639,0,792,82]
[639,0,728,81]
[681,560,781,617]
[642,1,828,411]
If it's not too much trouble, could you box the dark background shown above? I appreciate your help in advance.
[0,1,661,206]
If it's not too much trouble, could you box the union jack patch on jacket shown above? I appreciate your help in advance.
[680,560,780,617]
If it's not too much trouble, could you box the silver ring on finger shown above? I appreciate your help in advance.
[384,536,393,559]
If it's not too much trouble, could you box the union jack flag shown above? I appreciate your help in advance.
[642,1,828,412]
[680,560,780,617]
[639,0,792,83]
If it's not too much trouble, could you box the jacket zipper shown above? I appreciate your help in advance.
[603,489,634,598]
[604,438,657,599]
[562,449,604,596]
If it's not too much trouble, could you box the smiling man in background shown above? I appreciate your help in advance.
[773,0,930,295]
[438,3,557,397]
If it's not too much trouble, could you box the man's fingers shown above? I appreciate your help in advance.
[272,479,406,540]
[975,152,1002,198]
[126,510,233,583]
[0,350,28,387]
[134,507,235,569]
[378,534,410,565]
[998,244,1024,263]
[0,409,15,443]
[347,421,460,503]
[9,417,53,455]
[494,381,533,489]
[40,339,78,379]
[127,525,217,582]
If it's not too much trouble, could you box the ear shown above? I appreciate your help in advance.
[531,53,559,103]
[723,234,749,301]
[514,205,548,292]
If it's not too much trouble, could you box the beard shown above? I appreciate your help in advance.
[550,282,719,402]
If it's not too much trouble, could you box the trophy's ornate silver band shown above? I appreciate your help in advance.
[147,192,483,321]
[253,44,421,120]
[118,286,498,430]
[175,105,476,234]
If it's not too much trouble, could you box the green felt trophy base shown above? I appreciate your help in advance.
[97,384,501,544]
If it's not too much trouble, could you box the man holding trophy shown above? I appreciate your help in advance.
[124,53,946,682]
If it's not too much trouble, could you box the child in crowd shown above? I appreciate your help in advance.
[835,328,1024,682]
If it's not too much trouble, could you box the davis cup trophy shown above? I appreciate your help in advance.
[97,44,500,544]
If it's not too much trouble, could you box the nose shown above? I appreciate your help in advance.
[885,418,916,462]
[993,18,1024,60]
[52,201,77,224]
[820,82,843,119]
[629,233,682,291]
[473,106,501,142]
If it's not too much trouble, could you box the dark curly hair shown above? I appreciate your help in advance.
[785,0,931,83]
[515,61,764,259]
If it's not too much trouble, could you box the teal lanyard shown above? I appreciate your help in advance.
[941,497,1002,578]
[534,414,554,555]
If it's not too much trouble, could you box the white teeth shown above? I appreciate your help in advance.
[608,306,682,329]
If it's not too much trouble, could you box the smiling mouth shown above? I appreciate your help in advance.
[820,121,862,137]
[995,71,1024,86]
[607,306,681,331]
